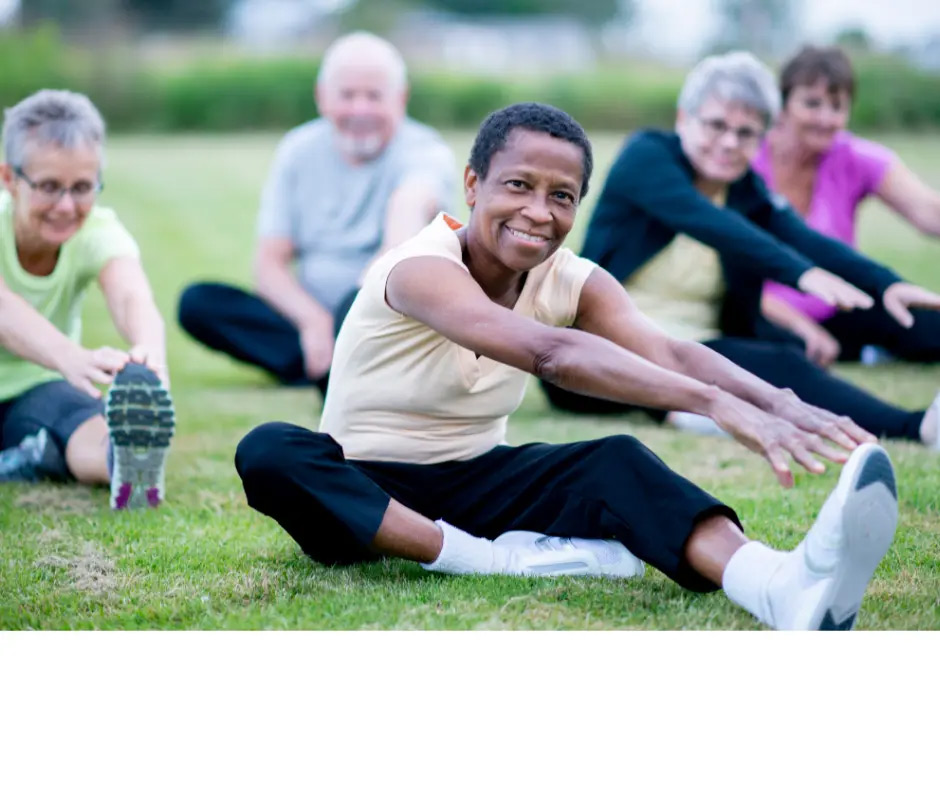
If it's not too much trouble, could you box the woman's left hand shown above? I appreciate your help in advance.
[882,282,940,329]
[128,344,170,389]
[769,388,876,451]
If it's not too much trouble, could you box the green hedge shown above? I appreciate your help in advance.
[4,26,940,134]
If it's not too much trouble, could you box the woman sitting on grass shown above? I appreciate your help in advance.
[0,89,174,509]
[752,45,940,365]
[545,51,940,447]
[236,102,899,630]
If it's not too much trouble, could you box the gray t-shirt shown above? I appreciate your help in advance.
[257,117,456,312]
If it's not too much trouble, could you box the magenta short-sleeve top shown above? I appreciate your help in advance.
[752,131,897,321]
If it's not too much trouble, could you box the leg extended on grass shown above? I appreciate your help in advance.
[64,414,110,484]
[235,422,898,629]
[0,368,175,510]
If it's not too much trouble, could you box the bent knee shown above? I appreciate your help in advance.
[177,283,216,332]
[235,422,338,481]
[592,433,645,460]
[235,422,293,479]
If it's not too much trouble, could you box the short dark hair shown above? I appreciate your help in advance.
[780,45,855,104]
[468,102,593,199]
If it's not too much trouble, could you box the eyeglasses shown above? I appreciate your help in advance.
[13,167,104,207]
[695,116,764,146]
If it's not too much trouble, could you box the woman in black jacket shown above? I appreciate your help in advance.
[544,51,940,447]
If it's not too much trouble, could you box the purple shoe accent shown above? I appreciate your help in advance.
[146,487,161,507]
[114,482,132,510]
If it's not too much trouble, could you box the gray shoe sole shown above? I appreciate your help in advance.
[106,364,175,510]
[818,445,898,630]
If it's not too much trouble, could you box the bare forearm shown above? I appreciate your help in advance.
[761,292,818,340]
[667,339,782,412]
[255,264,332,332]
[0,290,76,373]
[539,331,725,416]
[113,294,166,365]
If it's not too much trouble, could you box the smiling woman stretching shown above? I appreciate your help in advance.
[0,89,174,508]
[753,45,940,364]
[235,103,899,630]
[544,52,940,447]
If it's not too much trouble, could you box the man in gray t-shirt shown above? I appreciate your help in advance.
[178,32,455,391]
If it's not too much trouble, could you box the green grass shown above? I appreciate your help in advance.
[2,131,940,629]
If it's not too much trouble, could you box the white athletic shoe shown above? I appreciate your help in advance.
[765,443,898,630]
[919,390,940,450]
[106,363,175,510]
[494,531,645,578]
[491,537,602,577]
[666,411,729,438]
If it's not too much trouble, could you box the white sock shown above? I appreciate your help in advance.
[420,519,496,575]
[721,541,785,625]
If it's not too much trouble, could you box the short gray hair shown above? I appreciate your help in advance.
[2,89,106,170]
[678,51,781,127]
[317,31,407,92]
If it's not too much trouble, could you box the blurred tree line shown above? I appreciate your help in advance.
[4,23,940,134]
[6,1,940,134]
[18,0,628,34]
[20,1,231,32]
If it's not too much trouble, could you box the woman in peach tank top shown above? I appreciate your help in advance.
[235,103,901,630]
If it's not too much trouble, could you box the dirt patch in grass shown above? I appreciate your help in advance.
[37,527,70,544]
[16,485,100,516]
[34,541,117,594]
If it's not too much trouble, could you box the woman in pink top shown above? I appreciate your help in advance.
[752,46,940,366]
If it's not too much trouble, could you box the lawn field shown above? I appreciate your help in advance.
[1,130,939,630]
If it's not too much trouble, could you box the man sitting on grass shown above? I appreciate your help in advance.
[0,89,174,509]
[177,32,456,394]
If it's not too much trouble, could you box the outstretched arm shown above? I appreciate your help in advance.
[606,135,874,309]
[0,273,127,398]
[877,159,940,237]
[99,255,167,384]
[573,267,873,456]
[759,287,841,368]
[386,256,856,486]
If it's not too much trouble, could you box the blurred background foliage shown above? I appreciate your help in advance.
[2,0,940,132]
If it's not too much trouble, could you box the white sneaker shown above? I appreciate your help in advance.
[494,531,645,578]
[919,390,940,450]
[765,443,898,630]
[666,411,729,438]
[421,520,601,577]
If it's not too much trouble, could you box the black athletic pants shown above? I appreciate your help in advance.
[541,337,925,441]
[756,303,940,363]
[824,303,940,362]
[235,422,742,592]
[177,282,359,392]
[0,380,103,451]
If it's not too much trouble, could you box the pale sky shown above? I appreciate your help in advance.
[632,0,940,61]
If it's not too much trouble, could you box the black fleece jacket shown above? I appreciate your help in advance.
[580,129,901,337]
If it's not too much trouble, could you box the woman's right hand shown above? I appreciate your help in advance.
[708,392,848,488]
[797,267,874,311]
[58,346,129,399]
[799,322,842,367]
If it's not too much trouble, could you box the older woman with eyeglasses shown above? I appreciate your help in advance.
[542,52,940,448]
[0,89,174,508]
